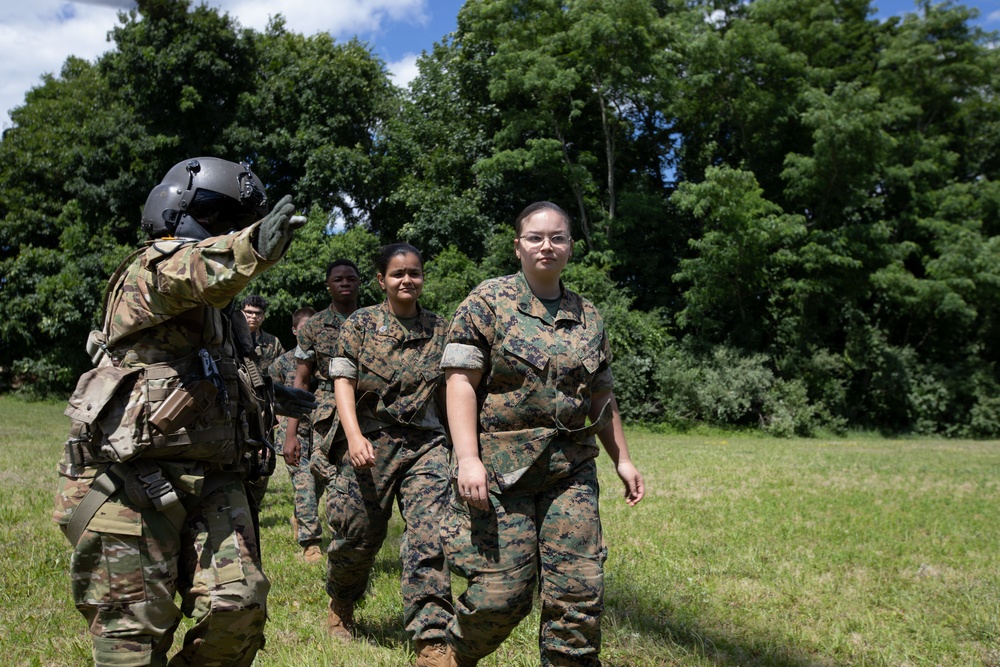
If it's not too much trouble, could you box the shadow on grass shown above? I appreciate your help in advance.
[604,578,839,667]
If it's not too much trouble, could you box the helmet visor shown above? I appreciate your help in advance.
[187,189,262,234]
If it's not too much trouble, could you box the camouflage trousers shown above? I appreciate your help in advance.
[280,421,332,547]
[441,456,607,667]
[54,464,269,667]
[325,425,454,642]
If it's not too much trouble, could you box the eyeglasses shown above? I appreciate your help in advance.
[518,233,572,248]
[242,309,264,318]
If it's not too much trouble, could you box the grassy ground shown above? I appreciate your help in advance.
[2,394,999,666]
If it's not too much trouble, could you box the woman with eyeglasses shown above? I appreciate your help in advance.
[438,201,645,666]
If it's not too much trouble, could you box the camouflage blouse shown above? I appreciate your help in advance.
[440,271,614,490]
[330,300,447,434]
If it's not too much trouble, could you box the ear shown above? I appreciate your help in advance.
[377,272,386,292]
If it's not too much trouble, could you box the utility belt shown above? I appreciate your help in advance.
[62,459,241,548]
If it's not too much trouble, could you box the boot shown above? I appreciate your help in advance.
[443,644,478,667]
[291,515,299,541]
[414,640,448,667]
[303,544,323,563]
[327,598,354,641]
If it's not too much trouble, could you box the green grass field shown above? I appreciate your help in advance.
[2,395,999,666]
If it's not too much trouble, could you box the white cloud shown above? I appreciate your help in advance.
[387,53,420,89]
[0,1,123,130]
[0,0,429,131]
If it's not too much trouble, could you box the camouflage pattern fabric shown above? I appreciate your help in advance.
[55,221,278,666]
[441,458,606,666]
[329,301,448,433]
[438,271,614,665]
[325,428,453,642]
[54,469,268,667]
[253,329,284,373]
[269,349,328,546]
[294,306,348,451]
[324,302,453,641]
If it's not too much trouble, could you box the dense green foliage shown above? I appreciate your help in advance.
[2,0,999,435]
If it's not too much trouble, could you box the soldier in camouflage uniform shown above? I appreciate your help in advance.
[328,243,454,667]
[439,202,645,667]
[281,259,359,544]
[268,306,327,563]
[241,295,284,372]
[52,157,312,667]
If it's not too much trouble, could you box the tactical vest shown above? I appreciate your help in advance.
[63,244,247,466]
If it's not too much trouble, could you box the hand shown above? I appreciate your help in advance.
[282,430,301,466]
[348,436,376,469]
[255,194,299,259]
[616,460,645,507]
[273,383,317,418]
[457,457,490,510]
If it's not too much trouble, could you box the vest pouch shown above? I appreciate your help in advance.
[138,357,240,463]
[148,380,219,436]
[64,366,145,463]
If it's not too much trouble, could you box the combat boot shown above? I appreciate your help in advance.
[443,645,478,667]
[291,516,298,540]
[414,639,448,667]
[327,598,354,641]
[303,544,323,563]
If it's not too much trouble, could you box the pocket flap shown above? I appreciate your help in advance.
[482,427,556,492]
[65,366,143,425]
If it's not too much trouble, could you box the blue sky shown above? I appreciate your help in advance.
[0,0,997,131]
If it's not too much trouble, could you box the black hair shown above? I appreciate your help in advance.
[325,259,360,280]
[242,295,268,312]
[514,201,571,235]
[376,243,423,276]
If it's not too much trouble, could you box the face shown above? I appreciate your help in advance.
[242,306,265,332]
[377,252,424,311]
[515,209,573,279]
[327,265,360,309]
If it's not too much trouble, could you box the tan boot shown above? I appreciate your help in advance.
[414,640,448,667]
[443,644,477,667]
[290,516,299,540]
[303,544,323,563]
[327,598,354,641]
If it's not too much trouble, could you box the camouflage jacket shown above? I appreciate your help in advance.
[294,305,349,436]
[269,348,313,442]
[329,301,447,435]
[65,222,280,468]
[440,271,614,491]
[253,329,284,372]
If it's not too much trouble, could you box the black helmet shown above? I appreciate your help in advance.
[141,157,269,240]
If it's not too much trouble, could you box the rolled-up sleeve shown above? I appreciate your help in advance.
[440,343,486,371]
[329,356,358,379]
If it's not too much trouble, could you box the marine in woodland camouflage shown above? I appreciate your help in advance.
[54,221,278,667]
[294,305,349,452]
[438,271,613,666]
[253,329,284,372]
[325,301,454,642]
[269,348,330,547]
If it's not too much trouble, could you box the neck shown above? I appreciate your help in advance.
[387,299,418,319]
[330,300,357,316]
[524,273,561,300]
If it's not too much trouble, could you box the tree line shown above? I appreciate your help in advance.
[2,0,999,436]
